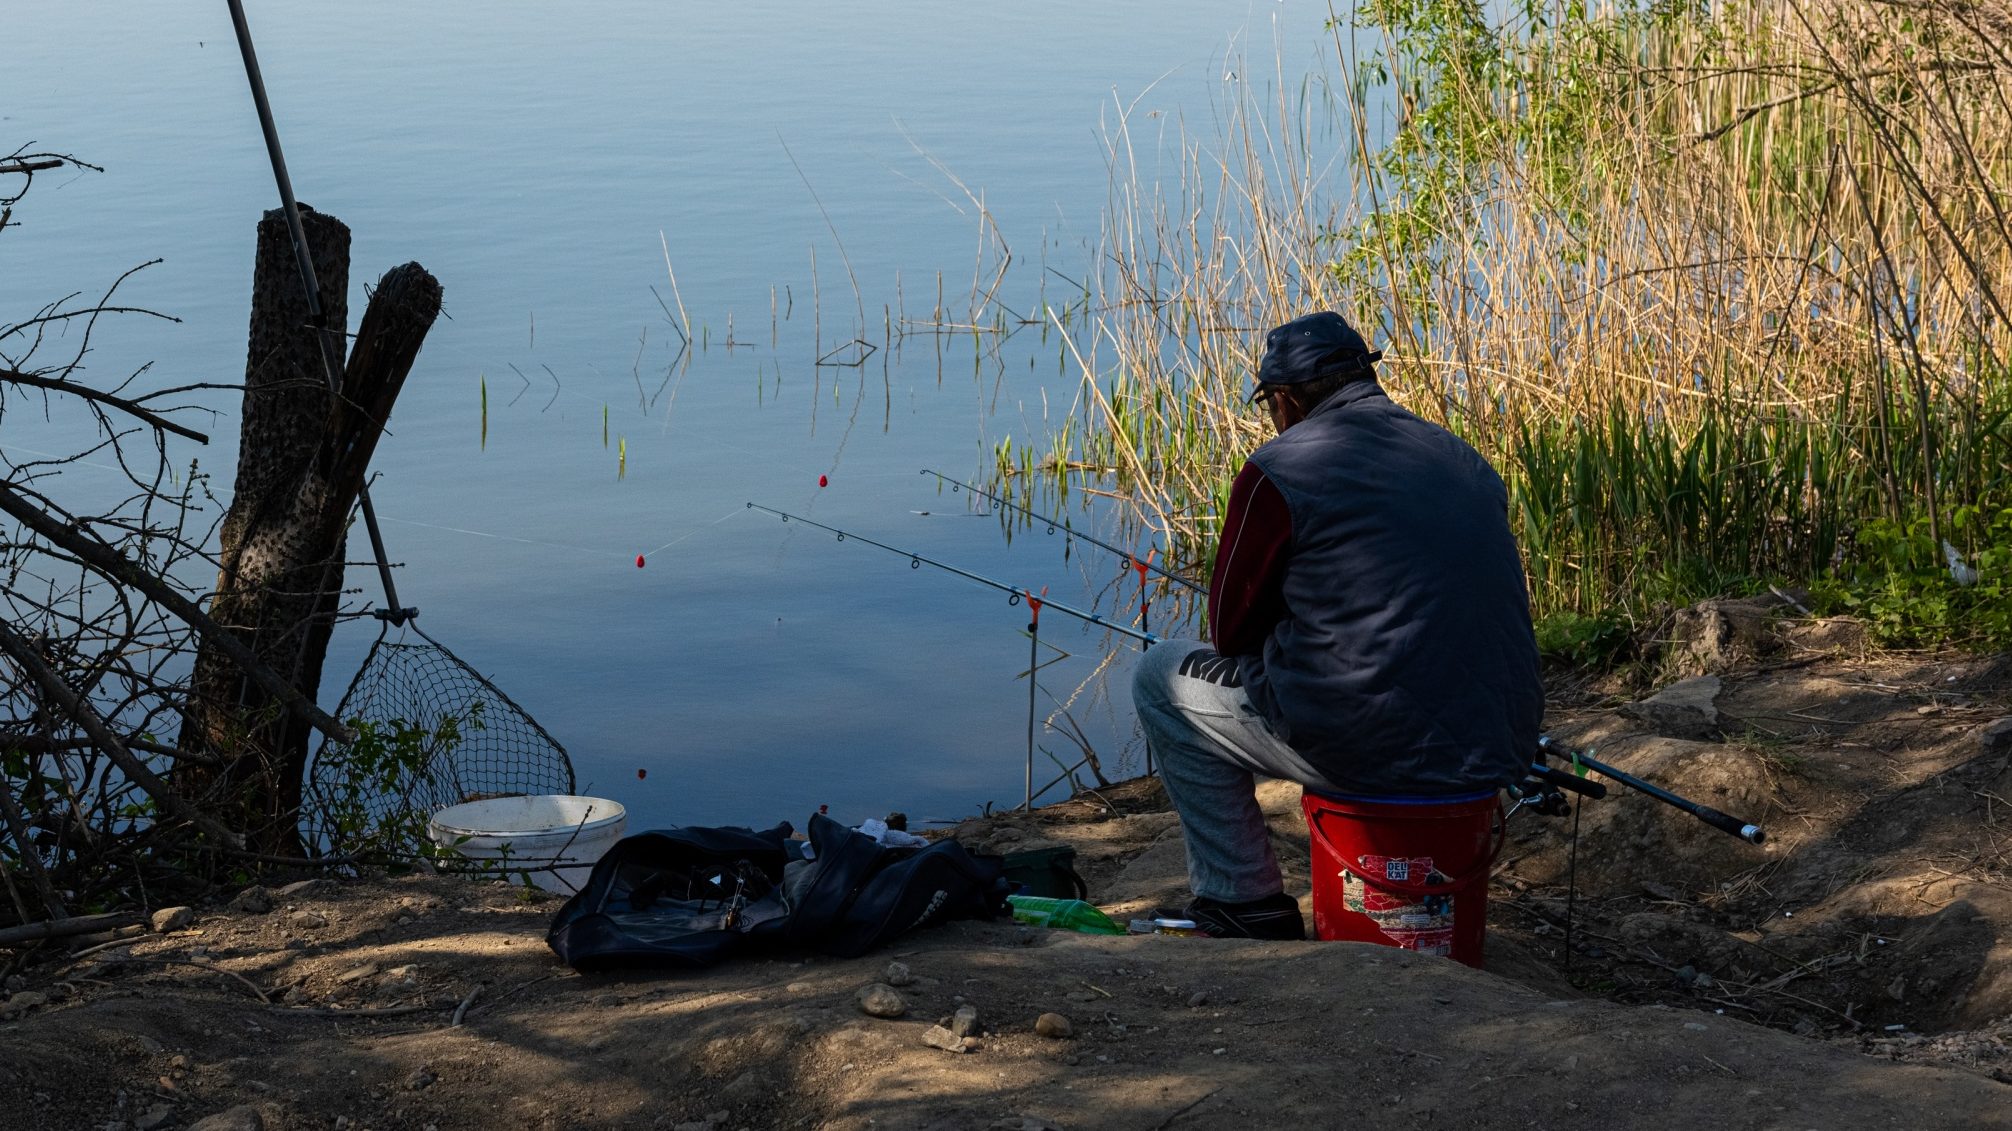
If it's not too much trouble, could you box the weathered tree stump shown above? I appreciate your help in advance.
[177,206,441,854]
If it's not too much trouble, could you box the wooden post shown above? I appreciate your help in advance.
[177,206,441,854]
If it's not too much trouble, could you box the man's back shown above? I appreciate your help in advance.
[1240,380,1542,795]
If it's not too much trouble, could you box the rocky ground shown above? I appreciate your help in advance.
[5,603,2012,1129]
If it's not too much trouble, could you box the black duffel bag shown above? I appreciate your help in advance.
[546,812,1009,970]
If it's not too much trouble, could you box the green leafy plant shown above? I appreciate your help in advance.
[1533,608,1634,668]
[1817,508,2012,648]
[314,700,486,863]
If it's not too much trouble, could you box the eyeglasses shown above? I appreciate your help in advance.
[1253,387,1280,408]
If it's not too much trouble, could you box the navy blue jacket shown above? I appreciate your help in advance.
[1238,380,1542,795]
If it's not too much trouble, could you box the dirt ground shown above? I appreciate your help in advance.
[6,628,2012,1129]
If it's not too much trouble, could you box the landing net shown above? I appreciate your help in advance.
[302,621,574,858]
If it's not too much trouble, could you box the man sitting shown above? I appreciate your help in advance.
[1132,311,1543,939]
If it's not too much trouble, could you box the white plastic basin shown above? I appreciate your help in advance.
[427,794,627,894]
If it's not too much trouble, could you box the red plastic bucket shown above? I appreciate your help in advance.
[1301,789,1503,968]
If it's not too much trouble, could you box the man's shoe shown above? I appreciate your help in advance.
[1175,893,1306,940]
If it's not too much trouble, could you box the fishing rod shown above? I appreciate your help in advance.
[1535,735,1766,844]
[744,503,1159,646]
[920,470,1204,595]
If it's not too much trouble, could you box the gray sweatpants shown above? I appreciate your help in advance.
[1132,639,1348,903]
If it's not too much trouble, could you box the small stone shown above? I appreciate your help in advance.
[719,1069,769,1104]
[188,1108,264,1131]
[784,982,813,994]
[883,961,916,987]
[228,887,275,915]
[1683,1022,1710,1032]
[1975,717,2012,755]
[3,975,23,993]
[288,911,327,930]
[406,1065,437,1090]
[151,907,195,934]
[132,1035,166,1055]
[335,964,378,985]
[275,880,321,898]
[922,1025,967,1053]
[169,1054,190,1071]
[1186,990,1209,1008]
[949,1004,981,1038]
[1622,675,1723,738]
[2,990,48,1017]
[855,983,906,1019]
[1034,1012,1073,1039]
[134,1104,173,1131]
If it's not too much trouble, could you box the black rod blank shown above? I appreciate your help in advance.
[1538,736,1766,844]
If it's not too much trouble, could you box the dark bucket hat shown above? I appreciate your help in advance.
[1250,311,1383,402]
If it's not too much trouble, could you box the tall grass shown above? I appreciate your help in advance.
[1027,0,2012,636]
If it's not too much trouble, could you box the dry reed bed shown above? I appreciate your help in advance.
[1027,0,2012,625]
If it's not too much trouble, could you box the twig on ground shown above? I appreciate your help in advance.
[107,957,270,1004]
[451,984,482,1027]
[1151,1088,1221,1130]
[64,935,147,963]
[267,1002,451,1019]
[466,973,560,1018]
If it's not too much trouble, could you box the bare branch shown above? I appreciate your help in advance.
[0,481,354,744]
[0,368,210,443]
[0,618,243,848]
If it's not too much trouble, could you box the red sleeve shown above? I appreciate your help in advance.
[1208,462,1292,656]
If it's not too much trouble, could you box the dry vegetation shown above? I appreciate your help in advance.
[1021,0,2012,647]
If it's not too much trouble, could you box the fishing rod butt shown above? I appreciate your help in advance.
[1525,761,1607,800]
[1694,804,1767,845]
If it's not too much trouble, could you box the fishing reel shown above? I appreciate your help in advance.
[1508,758,1608,820]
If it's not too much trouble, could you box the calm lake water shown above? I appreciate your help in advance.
[4,2,1352,830]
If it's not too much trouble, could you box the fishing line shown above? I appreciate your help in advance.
[375,505,744,566]
[743,502,1158,645]
[640,506,745,557]
[921,468,1203,594]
